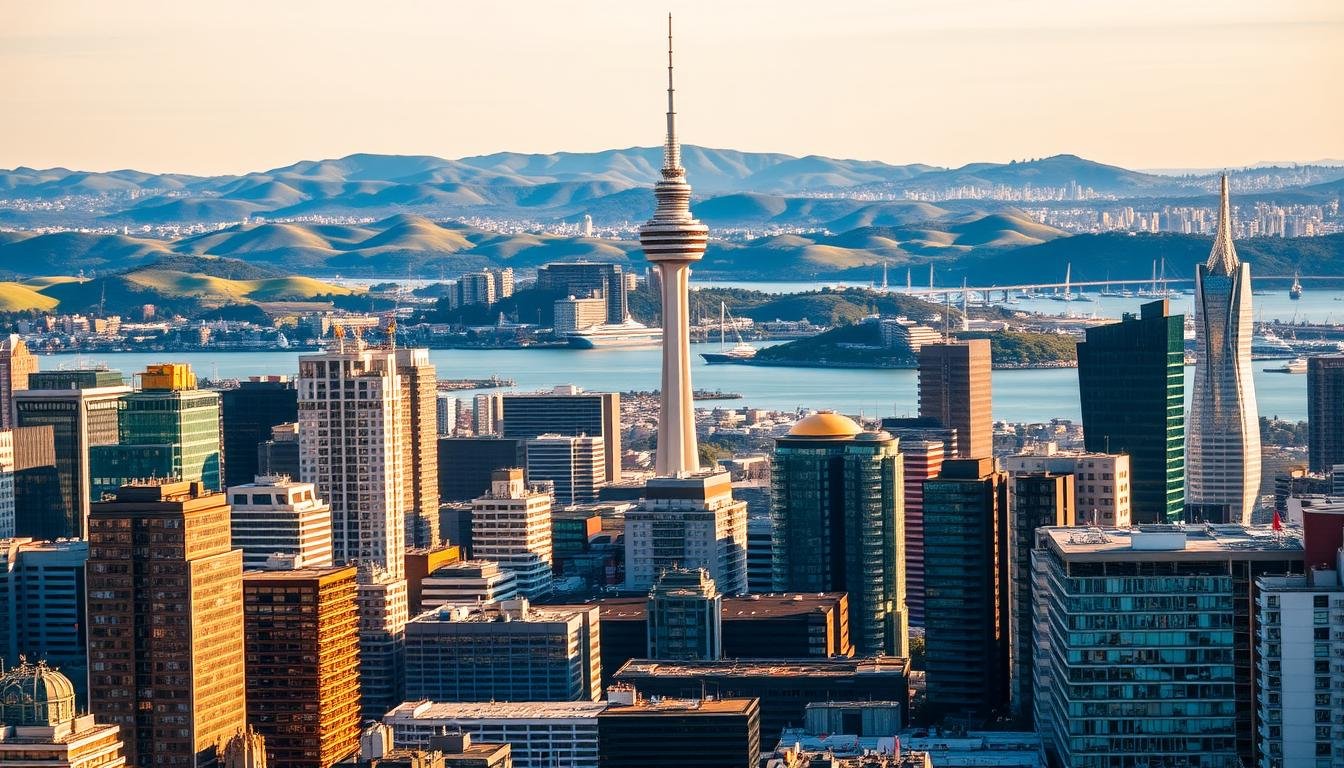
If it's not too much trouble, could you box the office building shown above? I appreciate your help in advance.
[471,469,554,599]
[772,412,906,656]
[14,369,130,539]
[0,333,38,429]
[420,559,519,608]
[524,433,604,504]
[385,701,605,768]
[597,686,760,768]
[228,475,333,569]
[1188,176,1261,524]
[404,545,463,615]
[471,394,501,437]
[624,473,748,595]
[551,508,601,564]
[647,566,722,660]
[404,600,601,703]
[613,657,909,743]
[1008,472,1073,718]
[86,481,246,767]
[219,376,297,488]
[537,262,629,325]
[501,387,621,484]
[7,425,62,541]
[1077,299,1186,522]
[745,516,773,593]
[257,421,301,479]
[243,565,361,768]
[1033,524,1304,768]
[395,347,440,549]
[1255,561,1344,768]
[882,417,956,627]
[437,437,525,502]
[552,295,608,335]
[1004,450,1131,527]
[1309,354,1344,474]
[298,339,412,719]
[917,340,992,460]
[0,660,126,768]
[435,393,458,437]
[922,457,1010,723]
[0,538,88,706]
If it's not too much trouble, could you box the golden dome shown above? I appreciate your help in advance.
[788,411,864,438]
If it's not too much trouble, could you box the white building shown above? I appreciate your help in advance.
[435,393,458,437]
[526,434,605,505]
[420,559,519,608]
[1188,175,1261,523]
[471,469,554,599]
[1255,557,1344,767]
[1004,450,1132,527]
[553,296,607,336]
[625,473,748,594]
[0,431,14,538]
[384,700,604,768]
[227,475,333,569]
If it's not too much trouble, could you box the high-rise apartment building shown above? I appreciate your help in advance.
[501,387,621,484]
[1033,524,1303,768]
[882,417,957,628]
[435,393,458,437]
[624,473,748,595]
[525,433,605,504]
[1003,450,1131,527]
[86,481,246,767]
[537,262,629,325]
[89,364,222,499]
[0,333,38,429]
[0,538,88,706]
[772,412,907,656]
[922,457,1010,722]
[14,369,130,539]
[917,340,992,460]
[1308,354,1344,474]
[1077,299,1185,522]
[220,376,297,488]
[471,469,554,599]
[647,566,722,660]
[437,437,525,501]
[404,600,601,703]
[227,475,333,569]
[1188,176,1261,524]
[0,661,126,768]
[395,347,439,549]
[1008,472,1073,718]
[243,565,361,768]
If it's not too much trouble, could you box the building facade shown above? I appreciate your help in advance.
[1308,354,1344,475]
[0,333,38,430]
[882,417,957,628]
[647,567,722,660]
[501,388,621,485]
[1008,472,1074,719]
[596,688,760,768]
[219,376,297,488]
[384,700,604,768]
[420,559,519,608]
[524,434,604,505]
[471,469,554,599]
[0,538,88,706]
[227,475,333,569]
[437,437,525,502]
[624,473,748,595]
[0,661,126,768]
[1004,450,1131,528]
[917,341,992,460]
[395,347,440,549]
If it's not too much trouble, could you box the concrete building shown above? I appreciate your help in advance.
[917,341,992,460]
[1033,524,1305,768]
[395,347,440,549]
[597,686,760,768]
[524,434,605,505]
[1188,176,1261,524]
[403,545,463,615]
[0,661,126,768]
[1308,354,1344,474]
[647,566,722,660]
[0,333,38,430]
[243,565,361,768]
[384,701,604,768]
[437,437,525,502]
[1077,299,1186,522]
[404,600,601,703]
[471,469,554,599]
[501,387,620,485]
[552,296,608,336]
[85,481,246,767]
[14,369,130,540]
[1004,449,1131,528]
[624,473,748,595]
[228,475,333,569]
[1008,472,1074,719]
[435,393,458,437]
[420,559,519,608]
[219,376,297,488]
[537,263,629,326]
[0,538,88,706]
[922,457,1010,723]
[771,412,907,656]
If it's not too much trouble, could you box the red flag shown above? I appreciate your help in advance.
[1272,509,1283,531]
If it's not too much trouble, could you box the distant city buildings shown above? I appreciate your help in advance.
[0,333,38,430]
[501,387,621,486]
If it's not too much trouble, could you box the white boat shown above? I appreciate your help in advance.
[566,320,663,349]
[1251,330,1295,358]
[701,301,757,364]
[1263,357,1307,374]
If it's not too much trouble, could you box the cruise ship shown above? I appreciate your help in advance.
[566,319,663,349]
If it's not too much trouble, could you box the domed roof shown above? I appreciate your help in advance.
[788,411,864,438]
[0,659,76,726]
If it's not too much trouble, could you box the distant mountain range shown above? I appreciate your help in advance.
[3,149,1342,229]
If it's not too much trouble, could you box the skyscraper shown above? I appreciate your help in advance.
[881,416,957,628]
[501,387,621,485]
[219,376,297,488]
[1308,353,1344,473]
[86,481,247,767]
[1188,175,1261,524]
[623,473,748,595]
[1007,471,1073,718]
[647,566,722,660]
[918,341,992,460]
[0,538,88,707]
[772,412,907,656]
[0,333,38,429]
[1077,299,1185,522]
[525,433,605,504]
[395,347,440,549]
[470,469,554,600]
[922,457,1010,723]
[14,369,130,539]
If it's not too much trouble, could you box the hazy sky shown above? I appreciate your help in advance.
[2,0,1340,175]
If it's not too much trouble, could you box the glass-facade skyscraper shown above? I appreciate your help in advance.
[1077,299,1185,523]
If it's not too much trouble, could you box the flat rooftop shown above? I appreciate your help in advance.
[554,593,846,622]
[1040,523,1303,559]
[600,697,757,716]
[615,657,908,678]
[387,700,609,721]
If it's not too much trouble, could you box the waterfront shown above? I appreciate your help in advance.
[41,342,1309,424]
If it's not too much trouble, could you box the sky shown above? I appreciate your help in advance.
[1,0,1341,175]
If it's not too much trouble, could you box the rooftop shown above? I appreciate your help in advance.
[388,700,608,721]
[599,697,757,716]
[615,657,908,679]
[1040,523,1303,558]
[554,593,847,622]
[787,411,864,439]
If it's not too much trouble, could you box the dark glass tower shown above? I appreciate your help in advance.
[1307,354,1344,473]
[220,377,297,487]
[1077,299,1185,523]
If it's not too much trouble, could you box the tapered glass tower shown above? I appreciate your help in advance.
[1187,175,1260,523]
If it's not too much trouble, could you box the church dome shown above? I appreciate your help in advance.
[787,411,864,439]
[0,659,76,727]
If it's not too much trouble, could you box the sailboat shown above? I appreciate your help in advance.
[701,302,757,364]
[1290,272,1303,300]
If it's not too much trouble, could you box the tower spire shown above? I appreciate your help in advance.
[1205,173,1239,275]
[664,14,681,171]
